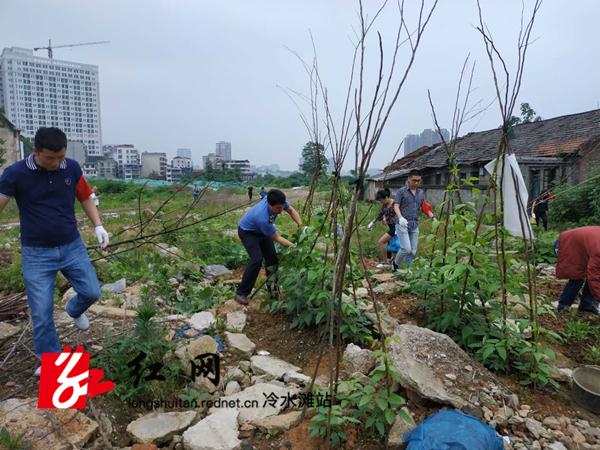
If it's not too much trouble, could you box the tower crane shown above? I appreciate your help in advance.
[33,39,109,59]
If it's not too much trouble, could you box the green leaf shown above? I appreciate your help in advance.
[375,420,385,436]
[376,396,388,411]
[359,395,372,408]
[385,408,395,425]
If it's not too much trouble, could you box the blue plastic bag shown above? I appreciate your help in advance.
[387,235,400,253]
[404,410,505,450]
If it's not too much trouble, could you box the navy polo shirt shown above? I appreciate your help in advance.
[0,155,93,247]
[239,197,289,237]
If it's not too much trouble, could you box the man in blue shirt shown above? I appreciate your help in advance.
[393,170,435,267]
[0,127,109,376]
[235,189,302,305]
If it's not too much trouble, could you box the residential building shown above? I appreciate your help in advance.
[216,141,231,161]
[223,159,252,180]
[0,111,22,172]
[171,156,193,173]
[95,157,117,178]
[66,140,87,166]
[404,128,449,155]
[82,163,97,178]
[112,144,141,180]
[366,109,600,203]
[176,148,192,159]
[0,47,102,157]
[141,152,167,179]
[203,152,223,170]
[166,166,183,183]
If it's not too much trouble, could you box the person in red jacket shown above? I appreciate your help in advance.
[555,226,600,315]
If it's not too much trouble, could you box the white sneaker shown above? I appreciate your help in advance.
[376,263,390,269]
[34,366,41,377]
[72,312,90,331]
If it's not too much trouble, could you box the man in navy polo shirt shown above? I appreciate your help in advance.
[0,127,109,376]
[235,189,302,305]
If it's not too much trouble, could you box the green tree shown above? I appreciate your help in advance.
[300,141,328,176]
[509,102,542,126]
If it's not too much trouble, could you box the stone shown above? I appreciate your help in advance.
[251,411,302,432]
[387,324,512,409]
[102,278,127,293]
[354,287,369,298]
[387,408,415,449]
[156,243,183,259]
[250,355,301,380]
[343,343,375,375]
[0,397,98,450]
[225,367,246,384]
[547,443,568,450]
[189,311,216,331]
[183,409,240,450]
[238,361,251,372]
[89,303,138,318]
[371,272,396,283]
[226,311,247,332]
[127,411,196,445]
[493,406,514,427]
[525,418,546,439]
[373,282,397,295]
[175,335,219,376]
[132,445,159,450]
[204,264,232,279]
[549,366,573,383]
[283,371,311,385]
[0,321,19,341]
[543,416,561,430]
[209,383,296,424]
[225,381,242,395]
[225,332,256,357]
[217,299,246,315]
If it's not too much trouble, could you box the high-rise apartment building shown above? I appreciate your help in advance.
[0,47,102,157]
[215,141,231,161]
[141,152,168,179]
[176,148,192,159]
[404,128,449,155]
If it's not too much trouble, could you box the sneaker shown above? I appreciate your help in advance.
[234,294,249,306]
[34,366,41,377]
[376,263,390,269]
[579,306,600,316]
[72,312,90,331]
[391,260,398,272]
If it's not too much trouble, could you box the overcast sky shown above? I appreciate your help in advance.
[1,0,599,171]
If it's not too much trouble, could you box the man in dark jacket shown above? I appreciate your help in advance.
[555,226,600,315]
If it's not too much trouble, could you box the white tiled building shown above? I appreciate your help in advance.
[0,47,102,157]
[112,144,141,180]
[141,152,167,179]
[171,156,193,171]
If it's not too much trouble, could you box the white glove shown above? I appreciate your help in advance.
[367,221,375,231]
[398,217,408,228]
[95,225,109,249]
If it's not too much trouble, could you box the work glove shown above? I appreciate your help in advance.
[398,217,408,228]
[367,221,375,231]
[95,225,110,249]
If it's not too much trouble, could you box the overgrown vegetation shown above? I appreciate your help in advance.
[409,202,560,388]
[549,167,600,228]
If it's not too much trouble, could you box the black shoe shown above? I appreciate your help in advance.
[234,294,249,305]
[391,260,398,272]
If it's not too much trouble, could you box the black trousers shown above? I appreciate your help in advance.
[237,227,279,296]
[534,209,548,231]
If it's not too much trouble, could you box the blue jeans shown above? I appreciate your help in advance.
[394,224,419,266]
[21,237,101,357]
[558,280,597,311]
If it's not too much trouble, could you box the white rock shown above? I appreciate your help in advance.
[225,381,242,395]
[226,311,247,332]
[183,409,240,450]
[189,311,216,331]
[127,411,196,444]
[0,322,19,341]
[250,355,301,380]
[209,383,295,423]
[343,343,375,375]
[102,278,127,293]
[225,332,256,357]
[0,397,98,450]
[283,371,311,385]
